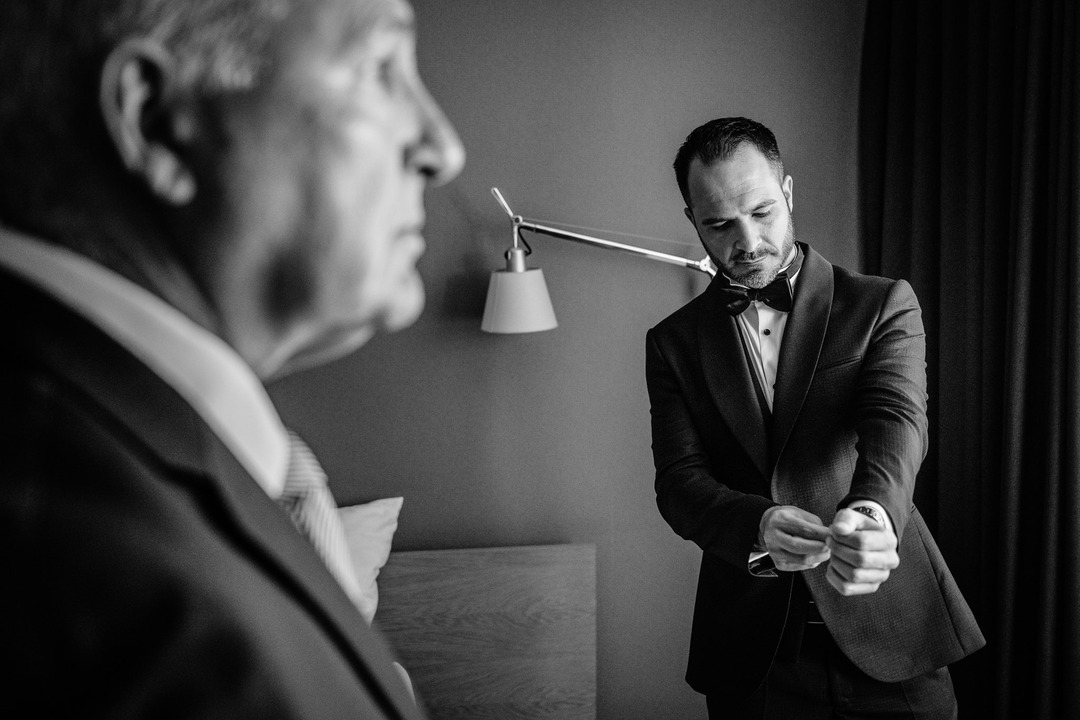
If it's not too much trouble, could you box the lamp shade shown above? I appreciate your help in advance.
[481,267,558,333]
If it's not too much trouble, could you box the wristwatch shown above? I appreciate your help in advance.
[851,504,886,527]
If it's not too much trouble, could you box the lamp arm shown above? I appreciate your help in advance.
[516,219,716,277]
[490,187,715,277]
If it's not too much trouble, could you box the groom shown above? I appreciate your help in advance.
[646,117,984,718]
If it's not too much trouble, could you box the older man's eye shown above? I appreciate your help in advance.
[376,56,401,91]
[375,53,406,92]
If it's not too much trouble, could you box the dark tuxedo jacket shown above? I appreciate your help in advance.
[0,268,422,719]
[645,243,984,698]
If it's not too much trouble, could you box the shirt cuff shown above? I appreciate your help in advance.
[748,551,778,577]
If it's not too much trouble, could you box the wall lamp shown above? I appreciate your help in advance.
[481,187,717,334]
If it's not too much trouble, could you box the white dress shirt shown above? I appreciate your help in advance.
[0,226,289,498]
[730,263,801,412]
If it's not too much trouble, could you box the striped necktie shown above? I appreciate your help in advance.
[278,431,364,612]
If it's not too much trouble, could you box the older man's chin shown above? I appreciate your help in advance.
[270,293,426,380]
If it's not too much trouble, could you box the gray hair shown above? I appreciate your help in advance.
[107,0,291,91]
[0,0,290,226]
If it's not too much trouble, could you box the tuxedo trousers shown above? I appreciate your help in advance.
[706,579,957,720]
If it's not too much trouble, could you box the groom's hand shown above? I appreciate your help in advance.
[759,505,832,572]
[826,507,899,596]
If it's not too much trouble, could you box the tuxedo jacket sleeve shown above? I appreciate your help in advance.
[0,270,423,719]
[645,244,984,696]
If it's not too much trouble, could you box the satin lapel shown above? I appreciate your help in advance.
[770,244,833,469]
[698,283,770,479]
[7,272,417,719]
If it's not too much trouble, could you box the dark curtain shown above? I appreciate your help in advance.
[859,0,1080,718]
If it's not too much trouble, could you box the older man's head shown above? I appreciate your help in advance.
[0,0,465,377]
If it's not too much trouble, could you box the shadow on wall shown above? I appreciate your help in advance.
[432,184,502,321]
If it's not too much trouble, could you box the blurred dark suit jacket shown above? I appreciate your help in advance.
[645,243,985,698]
[0,268,421,719]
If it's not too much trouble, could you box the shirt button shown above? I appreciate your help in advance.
[763,329,771,336]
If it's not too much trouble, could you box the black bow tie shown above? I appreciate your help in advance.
[716,246,802,316]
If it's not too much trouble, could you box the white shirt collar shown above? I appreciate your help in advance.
[0,227,289,497]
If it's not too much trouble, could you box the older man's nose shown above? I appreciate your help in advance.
[408,82,465,186]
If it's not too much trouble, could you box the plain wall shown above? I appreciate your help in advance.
[269,2,867,718]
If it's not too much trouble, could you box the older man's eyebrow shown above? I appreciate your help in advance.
[385,16,415,32]
[330,4,414,54]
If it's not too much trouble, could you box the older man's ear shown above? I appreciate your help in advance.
[99,38,197,205]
